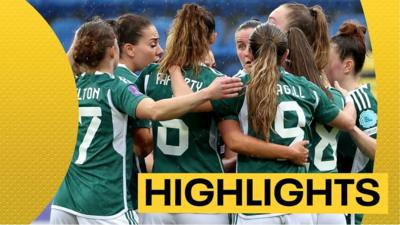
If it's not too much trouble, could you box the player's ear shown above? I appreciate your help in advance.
[108,45,115,59]
[343,58,354,75]
[209,31,217,45]
[124,43,136,58]
[281,49,289,65]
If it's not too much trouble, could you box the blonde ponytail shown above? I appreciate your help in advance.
[247,43,280,139]
[247,23,287,139]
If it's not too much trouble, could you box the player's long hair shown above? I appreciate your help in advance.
[286,27,331,98]
[282,3,330,73]
[247,23,287,139]
[73,20,116,70]
[158,3,215,76]
[331,21,367,74]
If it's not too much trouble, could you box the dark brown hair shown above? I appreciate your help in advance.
[331,21,367,74]
[105,19,118,35]
[247,23,287,139]
[73,20,116,69]
[286,27,331,97]
[158,3,215,76]
[282,3,330,72]
[116,14,152,53]
[236,19,261,33]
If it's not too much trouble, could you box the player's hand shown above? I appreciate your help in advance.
[334,81,349,97]
[205,77,243,99]
[288,140,309,166]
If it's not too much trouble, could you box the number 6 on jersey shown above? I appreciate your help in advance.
[157,119,189,156]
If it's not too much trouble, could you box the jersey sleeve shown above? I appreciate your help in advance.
[351,86,377,137]
[135,71,145,93]
[210,72,248,121]
[329,87,346,110]
[132,118,151,128]
[312,84,341,125]
[136,63,158,93]
[211,95,245,121]
[112,82,147,119]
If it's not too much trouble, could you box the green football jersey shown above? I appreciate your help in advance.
[337,84,377,174]
[308,87,345,173]
[114,64,150,129]
[114,64,149,210]
[135,64,227,173]
[52,71,146,218]
[114,64,139,84]
[223,68,340,173]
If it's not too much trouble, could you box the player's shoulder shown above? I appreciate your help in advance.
[233,69,250,84]
[280,69,314,88]
[349,84,376,112]
[200,64,225,77]
[115,64,136,75]
[114,65,139,84]
[140,63,159,76]
[360,83,376,100]
[114,64,128,74]
[328,87,344,99]
[328,87,345,108]
[78,71,115,83]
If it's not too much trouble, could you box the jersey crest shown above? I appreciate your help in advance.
[359,109,377,129]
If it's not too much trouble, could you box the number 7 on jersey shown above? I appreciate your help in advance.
[75,107,102,165]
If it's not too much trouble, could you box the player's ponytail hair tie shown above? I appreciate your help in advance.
[309,7,317,18]
[264,38,275,45]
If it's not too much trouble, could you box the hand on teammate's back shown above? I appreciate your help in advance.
[206,77,243,100]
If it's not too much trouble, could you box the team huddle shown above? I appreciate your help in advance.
[49,2,377,225]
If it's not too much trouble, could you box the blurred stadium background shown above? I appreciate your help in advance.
[28,0,375,223]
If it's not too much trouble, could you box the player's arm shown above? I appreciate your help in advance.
[133,128,153,157]
[327,100,356,132]
[334,81,376,159]
[327,81,357,131]
[145,152,154,173]
[218,119,309,165]
[222,146,237,173]
[348,126,376,160]
[168,65,218,112]
[67,30,84,75]
[136,76,242,121]
[314,83,356,132]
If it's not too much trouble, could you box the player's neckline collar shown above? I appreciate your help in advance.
[118,63,136,75]
[81,71,115,79]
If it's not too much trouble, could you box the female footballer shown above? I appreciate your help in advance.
[50,19,242,225]
[326,21,377,225]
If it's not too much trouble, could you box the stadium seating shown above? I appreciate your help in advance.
[50,18,81,51]
[28,0,370,77]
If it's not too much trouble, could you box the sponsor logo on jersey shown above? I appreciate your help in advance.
[359,109,377,128]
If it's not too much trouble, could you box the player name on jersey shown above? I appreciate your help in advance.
[77,87,100,100]
[156,73,204,92]
[277,84,305,99]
